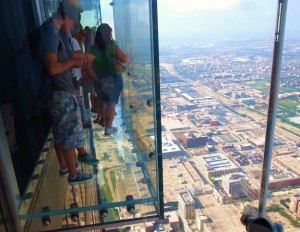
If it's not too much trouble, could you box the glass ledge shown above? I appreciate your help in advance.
[17,107,159,225]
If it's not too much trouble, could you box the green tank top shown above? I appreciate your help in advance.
[89,41,118,77]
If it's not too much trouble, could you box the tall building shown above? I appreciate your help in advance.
[222,172,249,198]
[178,191,195,220]
[290,191,300,214]
[173,131,208,148]
[195,209,208,231]
[195,153,241,178]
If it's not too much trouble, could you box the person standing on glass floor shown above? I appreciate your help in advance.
[38,3,96,185]
[87,23,127,136]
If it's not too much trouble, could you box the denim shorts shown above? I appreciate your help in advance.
[50,91,85,149]
[94,75,123,105]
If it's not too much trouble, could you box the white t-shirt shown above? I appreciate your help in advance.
[70,37,82,81]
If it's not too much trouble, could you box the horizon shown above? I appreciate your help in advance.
[157,0,300,43]
[99,0,300,44]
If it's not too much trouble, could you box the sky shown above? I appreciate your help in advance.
[99,0,300,43]
[157,0,300,42]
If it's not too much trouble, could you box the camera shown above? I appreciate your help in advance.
[241,214,284,232]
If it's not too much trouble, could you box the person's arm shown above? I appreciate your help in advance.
[86,53,102,85]
[116,47,128,63]
[70,37,89,66]
[45,52,84,76]
[41,30,84,76]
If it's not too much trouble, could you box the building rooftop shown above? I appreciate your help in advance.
[160,134,181,153]
[223,172,248,181]
[179,191,195,205]
[196,153,238,171]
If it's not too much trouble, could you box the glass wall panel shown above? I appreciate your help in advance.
[113,0,158,193]
[88,0,162,224]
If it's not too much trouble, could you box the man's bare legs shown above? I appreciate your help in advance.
[55,144,77,177]
[55,144,99,176]
[55,143,68,171]
[63,148,78,178]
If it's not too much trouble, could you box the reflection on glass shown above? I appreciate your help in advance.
[96,0,159,223]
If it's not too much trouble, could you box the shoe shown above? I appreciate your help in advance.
[104,127,118,136]
[83,120,91,128]
[68,172,96,185]
[78,153,99,165]
[59,168,69,177]
[98,120,106,127]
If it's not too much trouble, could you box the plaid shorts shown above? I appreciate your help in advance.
[50,91,85,149]
[75,88,85,121]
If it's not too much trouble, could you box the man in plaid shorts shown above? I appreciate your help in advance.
[39,2,97,184]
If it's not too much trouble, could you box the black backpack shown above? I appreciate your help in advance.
[15,22,59,99]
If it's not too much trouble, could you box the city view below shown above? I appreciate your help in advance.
[157,37,300,231]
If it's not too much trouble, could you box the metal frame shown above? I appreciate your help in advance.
[45,216,159,231]
[258,0,288,217]
[150,0,164,219]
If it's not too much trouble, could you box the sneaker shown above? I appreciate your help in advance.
[59,168,69,177]
[98,120,106,127]
[104,127,118,136]
[78,153,99,165]
[68,172,96,185]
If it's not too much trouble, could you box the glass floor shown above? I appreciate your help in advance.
[17,106,159,231]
